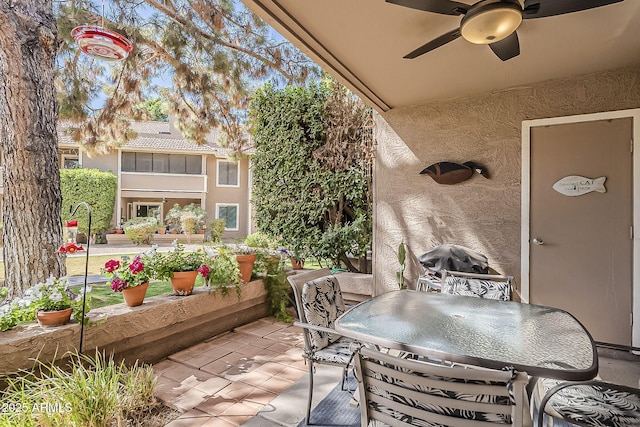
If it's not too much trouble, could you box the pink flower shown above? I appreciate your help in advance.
[129,256,144,274]
[110,279,126,292]
[105,259,120,273]
[197,264,210,278]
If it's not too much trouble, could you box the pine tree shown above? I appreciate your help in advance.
[56,0,318,156]
[0,0,316,296]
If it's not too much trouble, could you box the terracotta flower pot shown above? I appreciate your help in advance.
[236,253,257,283]
[291,259,305,270]
[122,282,149,307]
[157,228,166,235]
[170,271,198,296]
[37,308,73,327]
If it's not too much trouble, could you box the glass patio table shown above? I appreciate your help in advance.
[335,290,598,381]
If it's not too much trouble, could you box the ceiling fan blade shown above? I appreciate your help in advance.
[489,32,520,61]
[386,0,469,16]
[403,29,462,59]
[523,0,623,19]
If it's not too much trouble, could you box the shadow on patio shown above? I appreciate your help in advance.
[154,316,640,427]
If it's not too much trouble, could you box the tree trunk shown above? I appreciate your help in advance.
[0,1,65,298]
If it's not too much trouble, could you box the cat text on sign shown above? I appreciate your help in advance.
[552,176,606,196]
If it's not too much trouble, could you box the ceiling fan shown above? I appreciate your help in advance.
[387,0,624,61]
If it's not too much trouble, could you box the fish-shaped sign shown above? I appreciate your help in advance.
[420,161,488,185]
[552,176,606,196]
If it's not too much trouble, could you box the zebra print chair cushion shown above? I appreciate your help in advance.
[313,336,356,364]
[536,377,640,427]
[355,347,530,426]
[442,276,511,301]
[301,276,348,351]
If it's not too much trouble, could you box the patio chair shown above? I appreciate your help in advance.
[287,269,359,425]
[354,346,531,426]
[441,270,514,301]
[416,269,442,292]
[534,378,640,427]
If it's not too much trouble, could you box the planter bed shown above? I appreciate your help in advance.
[0,279,268,374]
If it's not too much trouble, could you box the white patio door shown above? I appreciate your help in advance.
[523,113,637,347]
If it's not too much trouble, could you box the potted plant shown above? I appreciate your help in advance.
[150,242,208,295]
[199,246,242,296]
[280,248,306,270]
[233,244,257,283]
[103,249,155,307]
[23,276,87,327]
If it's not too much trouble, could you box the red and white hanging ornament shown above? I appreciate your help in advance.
[71,25,133,61]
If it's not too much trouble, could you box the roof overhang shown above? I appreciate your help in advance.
[242,0,640,111]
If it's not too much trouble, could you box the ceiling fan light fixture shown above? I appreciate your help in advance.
[460,2,522,45]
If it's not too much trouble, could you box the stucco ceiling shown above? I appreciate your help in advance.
[241,0,640,112]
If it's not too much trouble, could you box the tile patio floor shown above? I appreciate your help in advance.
[153,317,310,427]
[153,317,640,427]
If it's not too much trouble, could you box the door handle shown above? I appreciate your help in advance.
[532,238,545,245]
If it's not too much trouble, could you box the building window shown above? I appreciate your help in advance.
[153,154,169,173]
[216,204,239,231]
[217,160,239,187]
[62,155,79,169]
[169,155,186,174]
[134,203,162,224]
[186,156,202,175]
[122,152,135,171]
[136,152,153,172]
[121,152,202,174]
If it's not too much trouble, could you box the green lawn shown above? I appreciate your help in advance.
[0,252,141,280]
[66,253,142,276]
[69,276,207,309]
[1,251,325,310]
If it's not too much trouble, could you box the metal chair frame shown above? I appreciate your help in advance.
[287,268,355,425]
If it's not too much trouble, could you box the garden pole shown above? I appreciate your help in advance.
[69,202,91,353]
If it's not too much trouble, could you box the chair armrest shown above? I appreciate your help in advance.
[293,321,340,335]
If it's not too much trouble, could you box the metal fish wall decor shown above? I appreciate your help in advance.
[420,161,489,185]
[552,176,606,196]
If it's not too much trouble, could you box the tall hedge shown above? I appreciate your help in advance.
[60,168,117,237]
[249,81,373,271]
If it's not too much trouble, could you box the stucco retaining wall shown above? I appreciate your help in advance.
[0,280,268,374]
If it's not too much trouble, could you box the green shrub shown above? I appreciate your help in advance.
[249,80,373,271]
[244,231,277,248]
[209,219,226,243]
[60,168,117,237]
[123,217,158,245]
[261,259,292,322]
[180,211,197,234]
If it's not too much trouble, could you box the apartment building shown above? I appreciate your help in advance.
[57,119,253,239]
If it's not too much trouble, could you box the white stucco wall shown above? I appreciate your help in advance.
[373,65,640,297]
